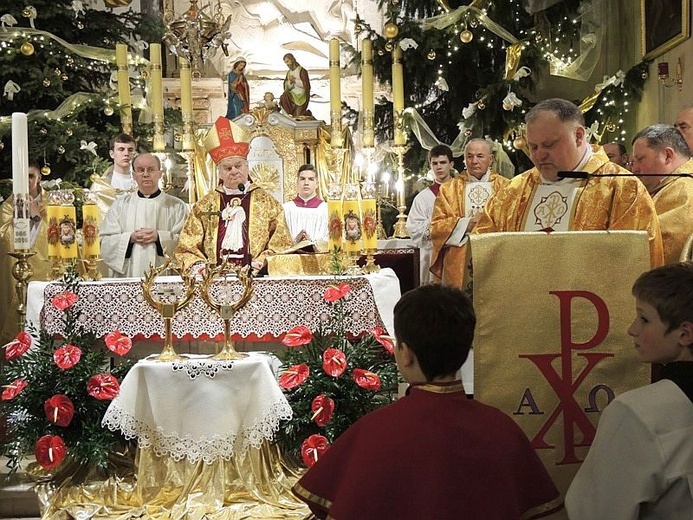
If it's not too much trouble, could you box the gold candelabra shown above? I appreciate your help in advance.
[9,250,36,333]
[141,257,196,362]
[200,261,254,360]
[391,145,410,238]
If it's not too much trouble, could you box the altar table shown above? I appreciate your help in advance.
[27,268,400,342]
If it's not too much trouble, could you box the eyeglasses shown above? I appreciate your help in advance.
[133,167,160,174]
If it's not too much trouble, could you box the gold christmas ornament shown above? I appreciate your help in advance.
[641,71,649,79]
[39,128,48,135]
[57,146,65,154]
[383,21,399,39]
[513,137,526,149]
[20,42,35,56]
[427,50,436,60]
[22,7,34,17]
[377,49,384,56]
[61,74,68,81]
[477,101,486,110]
[460,30,474,43]
[104,106,114,116]
[42,78,51,87]
[66,129,73,136]
[54,68,61,76]
[77,21,84,29]
[606,123,617,133]
[0,141,4,151]
[385,42,393,52]
[41,165,51,176]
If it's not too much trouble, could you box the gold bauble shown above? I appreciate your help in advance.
[66,128,73,136]
[54,68,61,76]
[606,123,617,133]
[39,128,48,135]
[377,49,384,56]
[41,165,51,176]
[76,21,84,29]
[57,146,65,155]
[104,106,114,116]
[42,78,51,87]
[477,101,486,110]
[427,50,436,60]
[385,42,393,52]
[20,41,35,56]
[383,21,399,39]
[460,30,473,43]
[61,74,68,81]
[513,137,526,149]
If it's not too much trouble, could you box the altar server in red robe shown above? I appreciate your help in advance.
[293,284,563,520]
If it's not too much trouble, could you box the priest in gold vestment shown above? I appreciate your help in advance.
[430,139,510,287]
[631,124,693,264]
[474,98,663,268]
[174,117,293,273]
[0,164,52,343]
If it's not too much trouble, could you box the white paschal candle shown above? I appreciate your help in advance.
[12,112,30,250]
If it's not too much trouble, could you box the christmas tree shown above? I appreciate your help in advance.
[0,0,164,199]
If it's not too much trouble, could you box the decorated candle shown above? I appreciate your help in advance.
[58,191,78,260]
[81,192,100,258]
[115,44,133,135]
[360,182,377,250]
[150,43,165,151]
[11,113,30,250]
[361,39,374,148]
[392,46,406,145]
[329,38,343,147]
[46,195,60,259]
[179,57,195,150]
[326,183,343,251]
[342,184,362,254]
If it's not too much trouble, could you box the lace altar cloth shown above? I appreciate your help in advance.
[101,353,293,464]
[29,269,400,341]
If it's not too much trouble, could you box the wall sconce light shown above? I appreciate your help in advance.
[658,58,683,91]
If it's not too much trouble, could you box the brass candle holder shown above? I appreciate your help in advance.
[200,261,254,360]
[142,257,196,362]
[9,250,36,333]
[391,145,410,239]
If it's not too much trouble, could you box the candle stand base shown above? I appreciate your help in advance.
[9,250,36,333]
[361,249,380,273]
[84,256,102,281]
[392,206,409,239]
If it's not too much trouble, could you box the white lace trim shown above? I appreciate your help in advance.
[170,358,236,379]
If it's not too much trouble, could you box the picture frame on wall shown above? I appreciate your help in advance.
[641,0,691,60]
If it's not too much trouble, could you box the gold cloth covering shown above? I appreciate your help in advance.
[471,231,651,518]
[38,442,308,519]
[267,253,332,276]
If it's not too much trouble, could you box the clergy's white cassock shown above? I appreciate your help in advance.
[100,191,189,278]
[406,186,437,285]
[282,198,329,244]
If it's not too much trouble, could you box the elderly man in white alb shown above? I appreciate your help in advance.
[100,153,189,278]
[282,164,328,249]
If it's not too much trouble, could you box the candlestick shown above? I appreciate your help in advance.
[179,57,195,151]
[361,39,374,148]
[391,145,410,238]
[8,251,36,334]
[115,44,133,135]
[11,113,30,251]
[150,43,165,152]
[329,38,343,148]
[392,46,406,146]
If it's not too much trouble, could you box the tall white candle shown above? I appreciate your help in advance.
[12,113,29,195]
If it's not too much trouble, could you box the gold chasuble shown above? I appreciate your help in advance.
[474,147,664,267]
[174,185,293,272]
[471,231,651,514]
[430,171,509,288]
[650,158,693,264]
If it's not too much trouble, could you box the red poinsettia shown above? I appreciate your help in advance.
[44,394,75,427]
[34,435,67,470]
[323,283,351,303]
[104,330,132,356]
[279,364,310,390]
[311,394,335,427]
[2,379,28,401]
[352,368,381,391]
[51,291,78,311]
[54,344,82,370]
[282,326,313,347]
[4,331,32,361]
[301,434,330,468]
[322,348,347,377]
[87,374,120,400]
[371,327,395,354]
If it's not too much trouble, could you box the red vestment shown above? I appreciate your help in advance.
[293,382,562,519]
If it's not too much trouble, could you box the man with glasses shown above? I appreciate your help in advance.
[100,153,188,278]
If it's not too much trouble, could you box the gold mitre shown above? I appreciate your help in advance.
[204,116,250,164]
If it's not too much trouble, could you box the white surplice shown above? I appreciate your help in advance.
[282,199,329,244]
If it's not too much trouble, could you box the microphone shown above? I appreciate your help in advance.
[558,171,693,180]
[237,182,246,193]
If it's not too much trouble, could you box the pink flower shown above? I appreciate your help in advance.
[104,330,132,356]
[311,394,335,427]
[353,368,381,391]
[51,291,78,311]
[301,434,330,468]
[2,379,28,401]
[44,394,75,427]
[34,435,67,470]
[371,327,395,354]
[323,283,351,303]
[87,374,120,400]
[322,348,347,377]
[282,326,313,347]
[4,331,32,361]
[53,344,82,370]
[279,364,310,390]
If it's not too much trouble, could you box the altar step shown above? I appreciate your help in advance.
[0,457,41,518]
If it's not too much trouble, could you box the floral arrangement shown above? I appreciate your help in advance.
[1,268,133,476]
[276,282,399,467]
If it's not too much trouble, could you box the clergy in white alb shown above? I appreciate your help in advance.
[282,164,328,248]
[101,153,188,278]
[89,133,137,220]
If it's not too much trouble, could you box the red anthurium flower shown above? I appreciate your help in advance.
[279,364,310,390]
[4,331,32,361]
[104,330,132,356]
[34,435,67,470]
[2,379,28,401]
[371,327,395,354]
[53,344,82,370]
[322,348,347,377]
[323,283,351,303]
[311,394,335,427]
[44,394,75,427]
[300,434,330,468]
[51,291,78,311]
[87,374,120,400]
[282,326,313,347]
[353,368,381,391]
